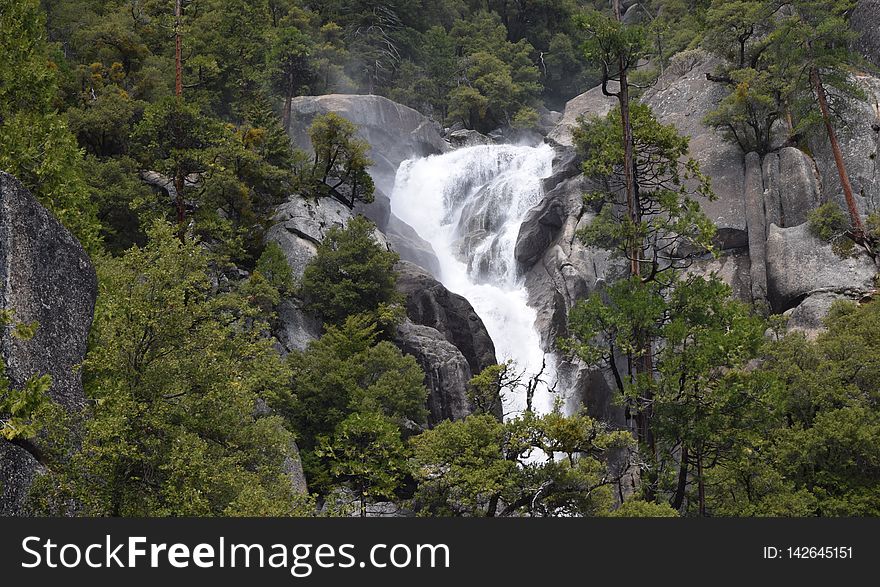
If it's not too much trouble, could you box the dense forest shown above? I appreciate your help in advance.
[1,0,879,517]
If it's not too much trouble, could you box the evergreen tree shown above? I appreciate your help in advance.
[30,221,311,516]
[0,0,101,250]
[564,102,717,503]
[778,0,868,239]
[410,410,634,517]
[304,113,375,208]
[299,216,400,326]
[317,412,408,517]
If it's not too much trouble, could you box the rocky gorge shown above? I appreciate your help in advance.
[3,1,880,516]
[268,41,880,432]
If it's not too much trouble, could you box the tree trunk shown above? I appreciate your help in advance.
[283,93,292,133]
[175,0,183,98]
[614,1,640,282]
[671,444,689,511]
[613,0,656,494]
[697,450,706,517]
[811,67,865,236]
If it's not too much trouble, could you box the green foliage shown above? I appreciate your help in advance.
[285,315,427,450]
[31,221,311,516]
[256,241,295,295]
[704,0,866,152]
[410,411,634,517]
[0,311,53,441]
[577,8,649,85]
[610,498,679,517]
[303,113,374,208]
[283,314,426,498]
[575,103,717,277]
[300,216,401,326]
[809,202,849,241]
[563,273,767,511]
[705,300,880,516]
[316,412,408,516]
[132,95,295,262]
[645,0,710,64]
[0,0,101,250]
[466,363,508,417]
[704,67,789,155]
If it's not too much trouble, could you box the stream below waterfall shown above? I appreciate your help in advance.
[390,143,566,418]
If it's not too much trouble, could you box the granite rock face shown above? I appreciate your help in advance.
[518,55,880,424]
[785,292,851,340]
[765,223,876,312]
[395,261,496,375]
[0,172,97,515]
[288,94,443,274]
[288,94,449,196]
[547,82,617,148]
[266,195,373,355]
[266,195,353,280]
[394,320,473,426]
[642,52,747,247]
[807,74,880,222]
[853,0,880,67]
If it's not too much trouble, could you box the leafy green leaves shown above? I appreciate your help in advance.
[29,221,307,516]
[300,216,401,327]
[0,311,52,442]
[410,410,634,517]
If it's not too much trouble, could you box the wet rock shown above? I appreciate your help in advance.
[394,320,473,426]
[395,261,496,375]
[448,129,493,148]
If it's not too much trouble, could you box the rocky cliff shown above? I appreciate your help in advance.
[267,185,496,427]
[0,172,97,515]
[522,49,880,419]
[287,94,447,275]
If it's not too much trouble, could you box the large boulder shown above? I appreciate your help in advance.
[394,320,473,426]
[288,94,444,274]
[684,249,753,303]
[765,222,876,312]
[0,172,97,515]
[785,292,851,340]
[448,129,493,148]
[385,215,441,276]
[547,83,617,148]
[519,174,623,345]
[275,298,323,354]
[267,196,352,277]
[761,147,823,232]
[288,94,449,197]
[266,195,386,355]
[395,261,496,375]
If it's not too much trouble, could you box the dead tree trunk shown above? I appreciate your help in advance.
[811,67,865,237]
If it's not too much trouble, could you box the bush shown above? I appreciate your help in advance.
[808,202,855,256]
[300,216,401,326]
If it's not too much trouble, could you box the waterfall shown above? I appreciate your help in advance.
[390,143,564,417]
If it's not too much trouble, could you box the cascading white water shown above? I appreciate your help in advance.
[390,143,565,417]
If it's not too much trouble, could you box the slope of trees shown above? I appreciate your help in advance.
[3,0,880,518]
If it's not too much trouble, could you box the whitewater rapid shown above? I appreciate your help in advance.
[390,143,563,417]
